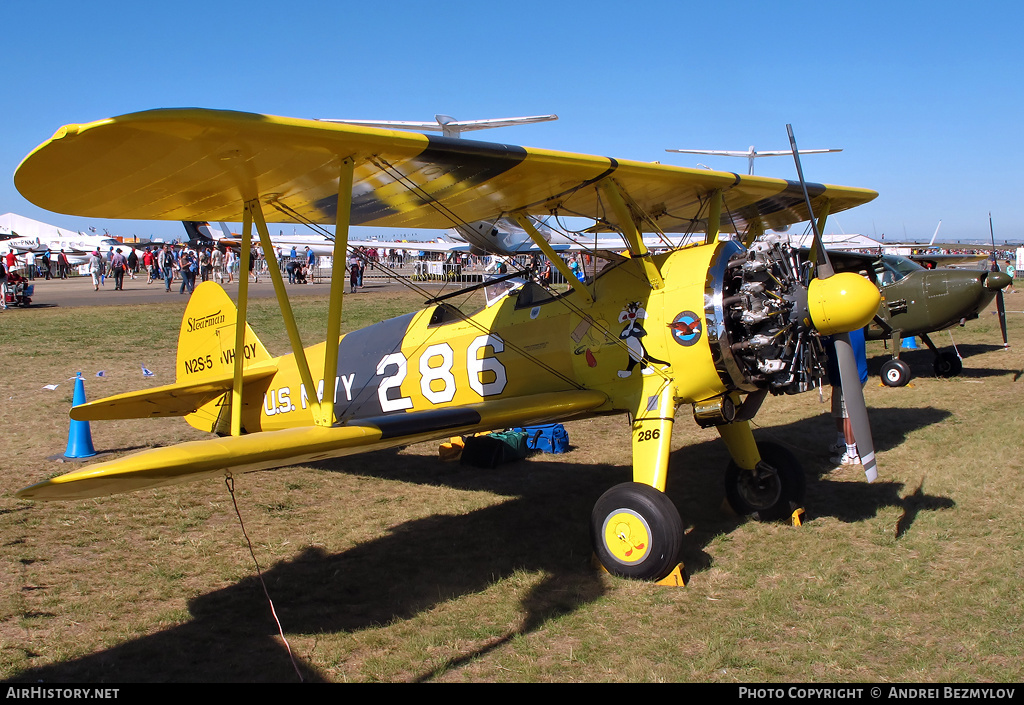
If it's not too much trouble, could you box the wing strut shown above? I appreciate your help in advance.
[599,180,664,290]
[704,189,722,246]
[248,199,326,425]
[321,158,355,425]
[511,213,594,304]
[742,219,764,249]
[231,207,254,436]
[237,159,356,429]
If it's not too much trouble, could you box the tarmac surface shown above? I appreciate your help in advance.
[7,271,443,309]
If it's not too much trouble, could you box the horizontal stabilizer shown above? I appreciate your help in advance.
[70,366,278,420]
[20,390,608,500]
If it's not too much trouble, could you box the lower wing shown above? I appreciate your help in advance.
[18,390,608,500]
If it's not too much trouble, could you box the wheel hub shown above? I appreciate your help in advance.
[602,509,651,565]
[735,464,783,510]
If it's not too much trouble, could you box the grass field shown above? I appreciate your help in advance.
[1,283,1022,683]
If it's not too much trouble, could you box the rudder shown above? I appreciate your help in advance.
[178,281,273,433]
[177,281,272,382]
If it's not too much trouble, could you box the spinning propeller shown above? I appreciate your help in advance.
[788,125,878,482]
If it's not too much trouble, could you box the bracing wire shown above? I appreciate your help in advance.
[225,475,304,683]
[264,157,679,387]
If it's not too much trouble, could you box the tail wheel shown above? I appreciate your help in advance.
[725,441,805,522]
[933,351,963,378]
[591,482,683,581]
[880,358,911,387]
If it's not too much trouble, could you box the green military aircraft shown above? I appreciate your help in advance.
[826,250,1011,386]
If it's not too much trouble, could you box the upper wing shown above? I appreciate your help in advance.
[907,253,989,267]
[17,390,607,500]
[16,108,877,234]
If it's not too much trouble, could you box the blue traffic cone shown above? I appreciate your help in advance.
[901,337,919,350]
[64,373,96,459]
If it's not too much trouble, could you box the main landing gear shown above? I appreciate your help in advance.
[880,358,911,387]
[590,482,683,582]
[880,333,963,387]
[724,442,805,522]
[932,350,963,378]
[589,440,806,581]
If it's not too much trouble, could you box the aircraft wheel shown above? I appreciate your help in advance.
[933,351,963,378]
[725,442,805,522]
[880,359,911,387]
[591,482,683,581]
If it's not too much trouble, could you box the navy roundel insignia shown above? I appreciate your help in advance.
[670,311,702,346]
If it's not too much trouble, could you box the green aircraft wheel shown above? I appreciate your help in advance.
[725,442,806,522]
[933,351,963,378]
[880,359,911,387]
[591,482,683,581]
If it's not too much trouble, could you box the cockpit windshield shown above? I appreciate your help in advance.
[876,255,924,286]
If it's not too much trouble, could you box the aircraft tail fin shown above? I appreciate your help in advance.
[176,281,274,432]
[181,221,218,248]
[176,281,272,383]
[70,282,276,433]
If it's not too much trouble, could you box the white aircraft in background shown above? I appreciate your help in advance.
[667,145,842,175]
[0,212,142,264]
[318,113,558,138]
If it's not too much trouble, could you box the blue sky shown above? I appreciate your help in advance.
[2,1,1021,243]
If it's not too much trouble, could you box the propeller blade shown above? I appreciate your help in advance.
[787,124,834,278]
[996,289,1009,347]
[788,124,877,482]
[988,214,1009,348]
[834,333,877,482]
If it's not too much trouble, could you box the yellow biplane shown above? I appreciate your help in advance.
[15,109,881,581]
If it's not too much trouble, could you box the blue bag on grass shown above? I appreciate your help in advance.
[511,423,570,454]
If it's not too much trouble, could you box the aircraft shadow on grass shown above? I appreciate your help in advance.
[11,407,954,683]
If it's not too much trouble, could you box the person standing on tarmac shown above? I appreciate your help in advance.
[159,245,175,292]
[110,248,128,290]
[88,250,104,291]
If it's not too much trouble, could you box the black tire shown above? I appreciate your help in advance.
[724,441,805,522]
[591,482,683,581]
[933,351,963,378]
[880,358,911,387]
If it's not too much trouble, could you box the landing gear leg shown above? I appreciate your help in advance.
[590,379,683,581]
[719,421,805,522]
[921,334,963,378]
[880,330,912,387]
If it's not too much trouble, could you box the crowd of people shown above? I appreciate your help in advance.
[0,242,329,296]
